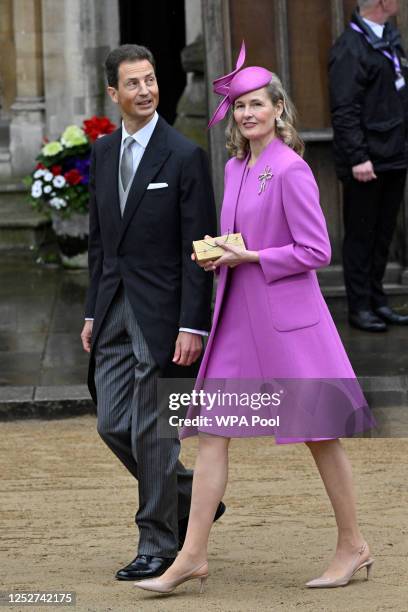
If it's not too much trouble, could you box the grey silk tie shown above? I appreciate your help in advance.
[120,136,134,191]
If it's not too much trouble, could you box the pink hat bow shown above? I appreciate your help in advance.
[208,41,273,128]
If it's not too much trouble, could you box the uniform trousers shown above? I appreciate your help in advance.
[342,169,407,312]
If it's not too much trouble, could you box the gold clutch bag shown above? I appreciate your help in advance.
[192,233,246,264]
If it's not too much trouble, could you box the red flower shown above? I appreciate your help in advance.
[36,163,45,169]
[51,164,62,175]
[83,115,116,141]
[64,169,83,185]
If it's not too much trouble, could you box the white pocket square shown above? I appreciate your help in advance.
[147,182,168,190]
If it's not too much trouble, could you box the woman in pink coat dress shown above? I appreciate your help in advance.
[135,43,375,595]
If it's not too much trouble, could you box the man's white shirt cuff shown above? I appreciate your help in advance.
[179,327,208,336]
[85,320,207,336]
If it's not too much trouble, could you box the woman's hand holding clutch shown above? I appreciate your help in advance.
[212,238,259,269]
[191,235,259,271]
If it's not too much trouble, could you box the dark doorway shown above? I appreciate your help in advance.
[119,0,186,125]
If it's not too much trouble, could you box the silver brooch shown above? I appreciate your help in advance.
[258,166,273,195]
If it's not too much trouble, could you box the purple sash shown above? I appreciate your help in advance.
[350,22,402,78]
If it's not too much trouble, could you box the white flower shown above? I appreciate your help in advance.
[44,172,54,182]
[33,169,45,179]
[31,182,43,198]
[43,185,52,194]
[53,175,66,188]
[49,197,67,210]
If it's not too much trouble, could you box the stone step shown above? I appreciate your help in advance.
[318,264,408,305]
[318,262,404,287]
[0,179,52,251]
[322,283,408,300]
[0,385,94,420]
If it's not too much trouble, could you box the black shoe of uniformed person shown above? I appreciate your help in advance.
[348,310,387,332]
[178,501,226,550]
[116,555,174,581]
[374,306,408,325]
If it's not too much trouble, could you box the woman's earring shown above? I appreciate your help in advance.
[276,116,285,129]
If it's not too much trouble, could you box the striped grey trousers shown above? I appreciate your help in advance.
[94,284,193,557]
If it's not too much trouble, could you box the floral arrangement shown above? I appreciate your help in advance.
[25,116,116,217]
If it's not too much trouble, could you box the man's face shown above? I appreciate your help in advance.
[108,60,159,124]
[382,0,399,17]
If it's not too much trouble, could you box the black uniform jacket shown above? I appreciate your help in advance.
[329,10,408,178]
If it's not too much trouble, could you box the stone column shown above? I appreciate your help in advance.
[173,36,207,151]
[41,0,120,140]
[174,0,207,149]
[9,0,45,176]
[0,0,17,117]
[185,0,202,45]
[0,0,16,176]
[202,0,229,209]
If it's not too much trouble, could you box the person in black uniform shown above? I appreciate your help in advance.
[329,0,408,331]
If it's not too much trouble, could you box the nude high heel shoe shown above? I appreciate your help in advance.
[305,542,374,588]
[134,561,209,594]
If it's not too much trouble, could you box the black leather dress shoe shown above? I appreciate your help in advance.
[374,306,408,325]
[348,310,387,332]
[115,555,175,581]
[178,501,226,550]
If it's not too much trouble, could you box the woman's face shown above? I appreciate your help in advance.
[233,87,283,142]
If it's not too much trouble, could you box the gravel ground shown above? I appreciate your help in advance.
[1,416,407,612]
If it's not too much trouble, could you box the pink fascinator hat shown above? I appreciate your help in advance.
[208,41,273,128]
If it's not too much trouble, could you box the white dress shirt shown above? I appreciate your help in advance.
[362,17,385,39]
[86,112,207,337]
[120,111,159,173]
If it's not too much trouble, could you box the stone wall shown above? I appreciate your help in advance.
[42,0,120,139]
[1,0,120,177]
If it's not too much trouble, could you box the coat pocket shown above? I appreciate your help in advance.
[266,274,320,332]
[365,117,405,160]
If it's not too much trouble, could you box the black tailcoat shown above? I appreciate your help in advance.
[85,117,217,402]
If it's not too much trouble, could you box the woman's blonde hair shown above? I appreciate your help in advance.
[226,74,305,159]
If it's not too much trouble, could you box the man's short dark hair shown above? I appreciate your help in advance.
[105,44,156,88]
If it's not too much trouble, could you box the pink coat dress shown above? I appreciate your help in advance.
[180,137,373,443]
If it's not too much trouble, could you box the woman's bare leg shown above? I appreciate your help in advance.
[306,439,370,578]
[162,433,230,578]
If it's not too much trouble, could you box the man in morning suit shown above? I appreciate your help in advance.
[329,0,408,331]
[80,44,223,580]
